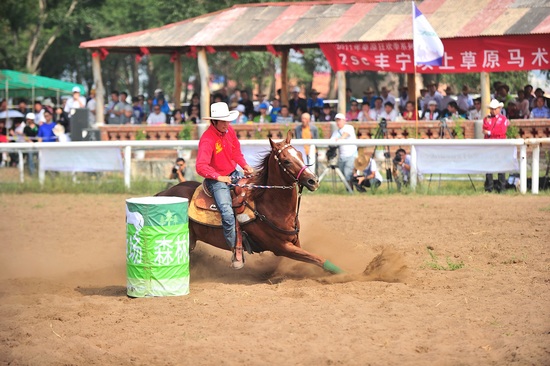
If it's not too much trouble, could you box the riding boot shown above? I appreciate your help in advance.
[231,218,244,270]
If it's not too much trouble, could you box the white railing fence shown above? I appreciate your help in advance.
[1,138,549,194]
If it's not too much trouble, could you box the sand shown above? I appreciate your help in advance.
[0,193,549,365]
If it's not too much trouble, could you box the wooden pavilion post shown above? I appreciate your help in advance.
[173,51,182,110]
[92,51,105,125]
[479,72,491,138]
[197,47,210,119]
[337,71,346,114]
[407,73,416,113]
[281,49,289,106]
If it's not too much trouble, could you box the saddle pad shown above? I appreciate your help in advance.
[188,185,256,227]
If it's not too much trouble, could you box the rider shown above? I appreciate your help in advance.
[196,102,254,269]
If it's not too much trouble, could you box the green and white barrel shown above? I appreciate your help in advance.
[125,196,189,297]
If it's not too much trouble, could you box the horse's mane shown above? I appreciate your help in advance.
[249,150,272,201]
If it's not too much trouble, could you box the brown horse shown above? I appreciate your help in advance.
[156,131,343,274]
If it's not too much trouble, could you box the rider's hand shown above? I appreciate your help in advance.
[243,165,254,175]
[217,176,232,183]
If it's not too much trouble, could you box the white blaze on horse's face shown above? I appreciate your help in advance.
[288,147,313,176]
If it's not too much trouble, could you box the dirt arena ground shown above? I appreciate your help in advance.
[0,193,549,365]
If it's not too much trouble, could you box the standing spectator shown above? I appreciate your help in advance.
[119,106,137,124]
[357,102,376,122]
[238,90,254,119]
[55,107,71,133]
[169,158,186,183]
[86,89,97,124]
[294,112,318,164]
[516,90,530,119]
[496,84,515,108]
[422,100,440,120]
[114,92,130,122]
[16,99,29,115]
[146,105,166,125]
[64,86,86,114]
[483,99,509,193]
[157,97,170,121]
[253,103,271,123]
[380,86,396,107]
[345,100,360,121]
[443,101,467,120]
[132,96,144,123]
[319,103,336,122]
[152,88,163,105]
[307,89,324,113]
[506,102,521,120]
[144,96,153,118]
[418,88,428,111]
[23,113,38,174]
[423,81,443,112]
[398,86,409,113]
[253,93,270,114]
[380,102,398,122]
[468,98,483,120]
[289,86,307,117]
[457,85,473,112]
[105,91,120,123]
[276,105,293,123]
[34,101,46,125]
[345,87,356,112]
[441,86,454,111]
[530,96,550,119]
[37,109,57,142]
[331,113,357,184]
[524,84,535,109]
[402,101,416,121]
[362,87,377,108]
[311,107,321,122]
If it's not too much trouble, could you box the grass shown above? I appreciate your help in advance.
[423,247,464,271]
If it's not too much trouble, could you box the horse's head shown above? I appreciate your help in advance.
[269,130,320,191]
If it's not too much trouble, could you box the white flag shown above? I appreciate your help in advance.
[412,2,444,66]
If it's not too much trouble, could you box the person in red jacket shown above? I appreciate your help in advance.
[196,102,254,269]
[482,99,510,193]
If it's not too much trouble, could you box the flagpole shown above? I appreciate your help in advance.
[412,1,418,138]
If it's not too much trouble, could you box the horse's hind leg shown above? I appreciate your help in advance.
[189,222,197,252]
[275,241,344,274]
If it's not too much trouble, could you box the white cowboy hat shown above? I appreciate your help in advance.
[203,102,239,121]
[488,99,504,109]
[25,112,36,120]
[335,113,345,120]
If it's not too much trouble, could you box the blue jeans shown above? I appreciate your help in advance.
[204,170,244,249]
[338,155,356,183]
[26,152,36,175]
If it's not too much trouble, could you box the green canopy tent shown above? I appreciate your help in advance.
[0,69,86,103]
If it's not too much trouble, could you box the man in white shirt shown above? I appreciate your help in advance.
[380,102,398,122]
[330,113,357,184]
[457,85,473,112]
[468,98,482,120]
[380,86,396,107]
[146,104,167,125]
[64,86,86,114]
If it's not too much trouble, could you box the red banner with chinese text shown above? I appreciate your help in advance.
[319,35,549,73]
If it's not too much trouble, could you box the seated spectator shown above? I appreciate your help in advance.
[169,157,186,183]
[496,84,515,108]
[172,109,184,124]
[276,105,294,123]
[253,93,270,114]
[186,93,200,119]
[468,98,483,120]
[422,100,440,120]
[392,148,411,192]
[294,112,318,164]
[157,97,171,120]
[16,99,29,115]
[530,96,550,119]
[239,90,255,119]
[401,101,416,121]
[253,103,272,123]
[505,101,521,120]
[357,102,376,121]
[371,97,384,120]
[442,101,467,120]
[307,89,324,113]
[147,105,167,125]
[319,103,336,122]
[34,101,46,125]
[270,98,281,122]
[533,88,550,109]
[311,107,321,122]
[37,109,57,142]
[380,102,398,121]
[120,106,137,124]
[293,106,304,123]
[54,107,71,133]
[353,154,383,193]
[233,104,248,124]
[345,100,360,121]
[289,86,307,116]
[132,96,144,122]
[187,104,201,124]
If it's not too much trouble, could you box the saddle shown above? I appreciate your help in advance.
[188,179,256,228]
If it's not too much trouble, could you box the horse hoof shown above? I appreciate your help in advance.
[231,252,244,270]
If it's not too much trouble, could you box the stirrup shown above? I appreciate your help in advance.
[231,247,244,270]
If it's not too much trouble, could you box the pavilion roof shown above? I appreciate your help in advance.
[80,0,550,54]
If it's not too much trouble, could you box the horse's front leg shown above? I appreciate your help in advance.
[273,241,344,274]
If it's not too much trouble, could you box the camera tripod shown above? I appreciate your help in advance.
[427,118,476,191]
[371,119,394,190]
[318,151,354,193]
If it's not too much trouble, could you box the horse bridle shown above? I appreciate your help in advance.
[273,143,311,184]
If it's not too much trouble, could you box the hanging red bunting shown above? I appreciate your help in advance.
[230,51,239,60]
[266,45,281,57]
[206,46,216,54]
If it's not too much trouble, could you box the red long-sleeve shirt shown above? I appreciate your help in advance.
[482,113,509,139]
[196,124,248,180]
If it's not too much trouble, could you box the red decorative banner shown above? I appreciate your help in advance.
[320,35,549,74]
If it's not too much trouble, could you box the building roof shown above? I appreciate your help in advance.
[80,0,550,53]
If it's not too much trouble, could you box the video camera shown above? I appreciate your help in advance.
[392,153,402,165]
[379,117,387,130]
